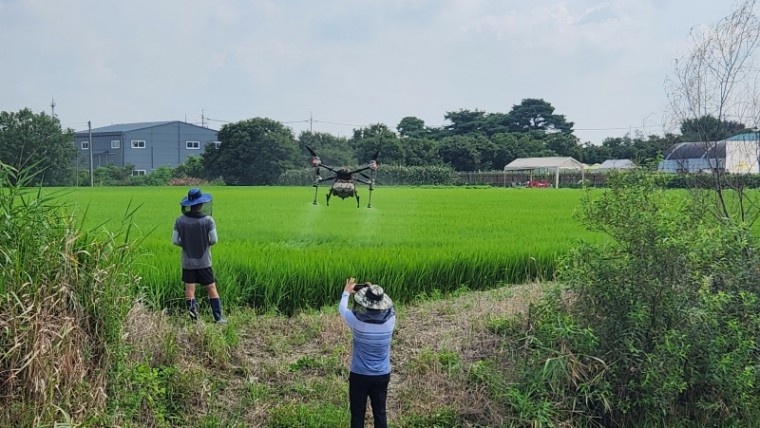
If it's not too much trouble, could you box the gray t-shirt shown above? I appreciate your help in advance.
[173,214,216,269]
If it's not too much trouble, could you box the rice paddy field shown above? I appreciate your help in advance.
[54,186,603,314]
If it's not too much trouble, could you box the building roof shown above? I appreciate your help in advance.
[726,133,759,141]
[597,159,635,170]
[74,120,218,135]
[664,141,726,160]
[79,121,175,134]
[504,156,584,171]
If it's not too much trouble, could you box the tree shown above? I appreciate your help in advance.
[666,0,760,223]
[491,132,555,166]
[504,98,574,134]
[680,115,748,141]
[544,133,582,159]
[350,123,405,165]
[0,108,75,185]
[402,138,441,166]
[442,109,488,136]
[211,117,299,185]
[298,131,355,167]
[437,136,481,171]
[173,156,206,179]
[396,116,428,139]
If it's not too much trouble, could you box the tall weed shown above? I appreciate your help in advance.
[0,163,139,426]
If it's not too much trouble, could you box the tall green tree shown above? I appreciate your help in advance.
[210,117,298,185]
[680,115,747,141]
[350,123,404,165]
[298,131,355,167]
[402,138,440,166]
[544,133,582,159]
[396,116,428,139]
[442,109,488,136]
[437,135,481,171]
[505,98,574,134]
[0,108,75,185]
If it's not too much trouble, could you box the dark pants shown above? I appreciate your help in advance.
[349,372,390,428]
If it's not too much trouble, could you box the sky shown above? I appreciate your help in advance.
[0,0,741,144]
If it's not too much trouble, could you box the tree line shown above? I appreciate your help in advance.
[0,100,749,186]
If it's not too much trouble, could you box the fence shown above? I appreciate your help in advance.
[457,171,611,188]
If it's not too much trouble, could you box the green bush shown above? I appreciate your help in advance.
[566,170,760,424]
[494,170,760,426]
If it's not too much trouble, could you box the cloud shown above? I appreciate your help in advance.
[0,0,746,141]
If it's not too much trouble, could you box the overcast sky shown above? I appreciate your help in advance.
[0,0,739,144]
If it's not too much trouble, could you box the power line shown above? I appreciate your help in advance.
[312,119,370,127]
[575,126,647,131]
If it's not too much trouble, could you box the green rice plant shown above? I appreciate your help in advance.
[55,186,601,314]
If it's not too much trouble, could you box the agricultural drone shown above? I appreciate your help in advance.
[305,146,379,208]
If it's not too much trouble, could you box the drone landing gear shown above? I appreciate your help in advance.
[312,184,319,205]
[367,186,374,208]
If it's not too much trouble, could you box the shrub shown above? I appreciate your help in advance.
[564,170,760,424]
[494,169,760,426]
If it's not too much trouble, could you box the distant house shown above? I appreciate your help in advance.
[73,121,219,175]
[658,133,760,173]
[597,159,635,171]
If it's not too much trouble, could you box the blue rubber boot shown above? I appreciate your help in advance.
[210,298,227,324]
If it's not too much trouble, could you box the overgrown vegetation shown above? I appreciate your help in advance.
[0,163,139,425]
[482,170,760,426]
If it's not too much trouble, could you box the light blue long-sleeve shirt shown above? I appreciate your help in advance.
[339,291,396,376]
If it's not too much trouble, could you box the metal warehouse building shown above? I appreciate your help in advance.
[73,121,219,176]
[659,133,760,174]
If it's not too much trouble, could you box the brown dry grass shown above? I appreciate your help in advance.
[119,283,546,427]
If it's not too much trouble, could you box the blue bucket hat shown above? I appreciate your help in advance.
[180,187,212,207]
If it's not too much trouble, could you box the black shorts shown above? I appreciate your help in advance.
[182,267,216,286]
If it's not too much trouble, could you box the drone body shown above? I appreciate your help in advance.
[306,146,379,208]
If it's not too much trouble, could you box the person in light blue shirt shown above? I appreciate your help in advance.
[339,277,396,428]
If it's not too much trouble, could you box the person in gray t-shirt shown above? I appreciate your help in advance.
[172,188,226,324]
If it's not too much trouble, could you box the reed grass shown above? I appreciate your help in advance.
[56,186,600,314]
[0,165,140,426]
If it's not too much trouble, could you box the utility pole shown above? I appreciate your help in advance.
[88,121,93,187]
[310,111,313,132]
[51,98,56,117]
